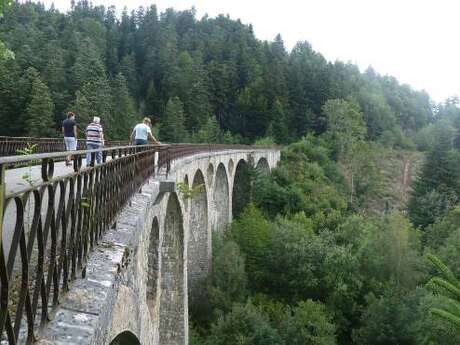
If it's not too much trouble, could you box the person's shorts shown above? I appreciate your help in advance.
[64,137,77,151]
[135,139,148,145]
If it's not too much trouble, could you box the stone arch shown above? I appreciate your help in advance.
[232,159,251,218]
[207,163,214,187]
[256,157,270,175]
[109,331,141,345]
[146,217,160,317]
[187,170,208,300]
[182,174,190,211]
[213,163,229,233]
[228,159,234,176]
[159,193,185,345]
[183,174,189,187]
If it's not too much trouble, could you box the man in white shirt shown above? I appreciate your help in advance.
[131,117,161,145]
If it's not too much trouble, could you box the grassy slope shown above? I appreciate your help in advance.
[340,149,425,214]
[369,149,425,214]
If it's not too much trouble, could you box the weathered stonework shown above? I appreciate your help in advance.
[213,163,229,234]
[36,148,280,345]
[159,193,185,345]
[187,170,208,302]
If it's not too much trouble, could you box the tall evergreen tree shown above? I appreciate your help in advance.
[408,123,460,228]
[119,53,138,99]
[160,96,187,143]
[71,37,106,91]
[270,99,290,144]
[169,51,211,132]
[0,59,23,135]
[43,44,68,122]
[25,74,56,137]
[111,72,137,140]
[144,80,163,119]
[71,77,112,136]
[191,115,221,143]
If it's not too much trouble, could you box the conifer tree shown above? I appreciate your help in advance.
[191,115,221,143]
[25,75,56,137]
[72,78,112,136]
[271,99,290,144]
[169,51,211,132]
[427,254,460,330]
[408,123,460,228]
[0,59,23,135]
[145,80,163,119]
[71,90,91,130]
[111,73,137,139]
[43,45,68,121]
[119,54,138,99]
[160,96,187,143]
[71,38,106,91]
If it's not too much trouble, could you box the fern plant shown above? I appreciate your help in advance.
[426,253,460,330]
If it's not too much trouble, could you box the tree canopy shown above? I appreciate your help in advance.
[0,1,434,141]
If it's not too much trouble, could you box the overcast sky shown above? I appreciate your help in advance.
[32,0,460,103]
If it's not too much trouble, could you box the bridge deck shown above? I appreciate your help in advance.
[5,160,85,195]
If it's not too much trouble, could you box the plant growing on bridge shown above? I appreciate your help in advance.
[80,196,91,208]
[16,143,38,186]
[177,181,205,200]
[426,253,460,330]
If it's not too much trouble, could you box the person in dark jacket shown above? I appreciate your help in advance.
[62,112,77,166]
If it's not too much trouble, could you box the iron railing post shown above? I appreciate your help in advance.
[0,163,4,247]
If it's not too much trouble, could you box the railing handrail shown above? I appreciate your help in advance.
[0,136,128,142]
[0,143,274,165]
[0,144,158,165]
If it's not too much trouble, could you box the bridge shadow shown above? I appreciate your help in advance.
[232,159,251,218]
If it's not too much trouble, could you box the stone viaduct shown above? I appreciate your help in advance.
[34,148,280,345]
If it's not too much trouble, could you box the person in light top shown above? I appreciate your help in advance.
[86,116,104,166]
[131,117,161,145]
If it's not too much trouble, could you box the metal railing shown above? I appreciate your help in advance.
[0,143,262,344]
[0,136,129,156]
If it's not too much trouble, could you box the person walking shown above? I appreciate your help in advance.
[85,116,104,166]
[131,117,161,145]
[62,112,77,166]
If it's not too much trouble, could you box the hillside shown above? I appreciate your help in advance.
[377,149,424,211]
[341,149,425,214]
[0,1,432,144]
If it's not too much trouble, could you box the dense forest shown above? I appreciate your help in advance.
[1,1,460,344]
[0,0,436,144]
